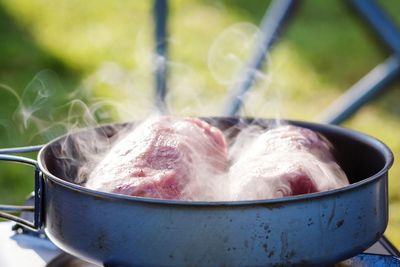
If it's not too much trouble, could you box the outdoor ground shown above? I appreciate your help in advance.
[0,0,399,246]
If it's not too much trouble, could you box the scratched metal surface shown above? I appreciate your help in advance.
[1,221,400,266]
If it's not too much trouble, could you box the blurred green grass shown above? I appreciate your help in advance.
[0,0,399,246]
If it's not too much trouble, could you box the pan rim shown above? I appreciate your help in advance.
[37,117,394,206]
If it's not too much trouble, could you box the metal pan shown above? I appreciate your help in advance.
[0,117,394,266]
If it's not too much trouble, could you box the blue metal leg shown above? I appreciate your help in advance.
[322,0,400,124]
[223,0,297,116]
[153,0,168,112]
[320,55,400,125]
[349,0,400,55]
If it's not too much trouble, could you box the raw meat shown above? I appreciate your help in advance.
[86,116,227,200]
[229,125,349,200]
[86,118,348,201]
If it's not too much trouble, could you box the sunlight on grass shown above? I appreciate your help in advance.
[1,0,150,71]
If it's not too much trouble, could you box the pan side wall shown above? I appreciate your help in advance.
[43,173,388,267]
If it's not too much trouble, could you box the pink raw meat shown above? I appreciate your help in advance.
[229,125,349,200]
[86,116,227,200]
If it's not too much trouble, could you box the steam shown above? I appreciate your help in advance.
[0,66,348,202]
[208,22,263,86]
[228,125,349,200]
[0,21,277,141]
[81,115,348,201]
[0,83,22,145]
[0,18,349,202]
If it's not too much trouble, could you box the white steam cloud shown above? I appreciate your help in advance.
[0,20,348,202]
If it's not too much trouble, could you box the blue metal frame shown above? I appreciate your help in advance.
[321,0,400,124]
[320,55,400,124]
[151,0,298,115]
[223,0,297,116]
[152,0,399,124]
[153,0,169,112]
[350,0,400,55]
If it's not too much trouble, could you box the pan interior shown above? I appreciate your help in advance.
[41,118,390,189]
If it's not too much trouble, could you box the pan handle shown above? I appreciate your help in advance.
[0,145,44,231]
[0,144,43,154]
